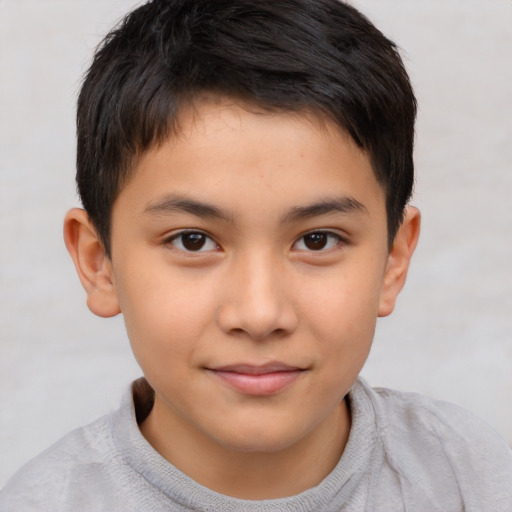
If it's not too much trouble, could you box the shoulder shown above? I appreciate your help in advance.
[369,382,510,454]
[0,412,122,511]
[353,379,512,508]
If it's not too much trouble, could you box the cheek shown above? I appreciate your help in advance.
[303,267,382,328]
[301,266,383,363]
[114,262,217,364]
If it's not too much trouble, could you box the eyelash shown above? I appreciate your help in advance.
[165,231,219,253]
[165,230,344,254]
[293,231,344,252]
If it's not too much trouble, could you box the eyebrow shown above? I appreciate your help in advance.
[280,197,368,223]
[144,195,234,222]
[144,194,367,223]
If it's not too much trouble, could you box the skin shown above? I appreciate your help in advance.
[64,98,420,499]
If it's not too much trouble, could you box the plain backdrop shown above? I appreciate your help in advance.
[0,0,511,487]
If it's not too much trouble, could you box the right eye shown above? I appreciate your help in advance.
[167,231,219,252]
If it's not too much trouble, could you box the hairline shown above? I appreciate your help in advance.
[101,96,396,257]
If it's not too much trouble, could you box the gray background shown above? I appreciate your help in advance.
[0,0,511,487]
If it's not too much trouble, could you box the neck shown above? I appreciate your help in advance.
[139,395,351,500]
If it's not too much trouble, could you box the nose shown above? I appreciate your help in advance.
[216,252,298,340]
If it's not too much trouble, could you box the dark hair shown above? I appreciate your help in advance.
[77,0,416,255]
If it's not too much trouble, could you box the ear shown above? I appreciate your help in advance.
[378,206,421,317]
[63,208,121,318]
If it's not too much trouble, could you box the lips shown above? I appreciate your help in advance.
[207,363,305,396]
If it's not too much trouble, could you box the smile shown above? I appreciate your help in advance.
[207,363,306,396]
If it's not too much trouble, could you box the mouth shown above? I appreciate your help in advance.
[206,362,306,396]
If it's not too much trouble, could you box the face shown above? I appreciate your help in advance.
[107,99,392,455]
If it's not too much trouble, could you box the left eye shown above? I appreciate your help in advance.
[168,232,219,252]
[293,232,341,251]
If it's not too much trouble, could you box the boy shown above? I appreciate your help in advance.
[1,0,511,510]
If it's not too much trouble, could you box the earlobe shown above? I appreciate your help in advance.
[378,206,421,317]
[63,208,121,318]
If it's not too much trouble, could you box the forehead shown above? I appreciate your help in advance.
[115,97,385,221]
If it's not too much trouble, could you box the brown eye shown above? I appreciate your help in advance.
[294,231,341,252]
[304,233,328,250]
[182,233,206,251]
[169,232,218,252]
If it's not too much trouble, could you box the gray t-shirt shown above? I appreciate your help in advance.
[1,377,511,511]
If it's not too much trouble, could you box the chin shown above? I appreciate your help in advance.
[210,422,307,455]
